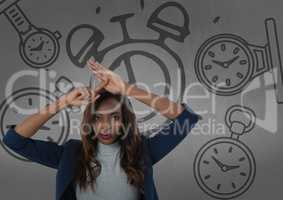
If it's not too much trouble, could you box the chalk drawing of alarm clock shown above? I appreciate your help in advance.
[0,86,70,161]
[0,0,61,68]
[66,2,190,135]
[194,105,256,199]
[194,18,283,99]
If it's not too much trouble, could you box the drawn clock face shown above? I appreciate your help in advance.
[20,29,61,68]
[194,138,256,199]
[195,34,254,96]
[0,88,70,161]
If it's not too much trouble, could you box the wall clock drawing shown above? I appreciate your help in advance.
[194,105,256,199]
[0,0,61,68]
[0,86,70,161]
[195,18,283,103]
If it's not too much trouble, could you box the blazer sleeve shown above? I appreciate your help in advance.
[146,103,201,165]
[2,127,67,169]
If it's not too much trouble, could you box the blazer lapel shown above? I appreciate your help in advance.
[56,140,82,200]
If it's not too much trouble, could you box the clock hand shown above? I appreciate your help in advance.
[211,156,240,172]
[224,164,240,171]
[6,124,50,131]
[223,55,240,67]
[40,126,51,131]
[211,155,226,170]
[212,60,227,68]
[30,41,44,51]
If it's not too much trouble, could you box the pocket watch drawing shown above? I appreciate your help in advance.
[0,86,70,161]
[0,0,61,68]
[66,2,190,135]
[194,18,283,101]
[194,105,256,199]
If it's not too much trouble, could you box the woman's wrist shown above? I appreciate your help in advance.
[41,96,68,114]
[121,82,133,96]
[57,95,70,109]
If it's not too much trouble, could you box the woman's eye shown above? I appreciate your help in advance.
[94,116,100,121]
[113,115,120,120]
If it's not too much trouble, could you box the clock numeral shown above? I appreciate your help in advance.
[47,136,54,142]
[12,108,18,114]
[204,175,211,180]
[212,76,218,83]
[239,60,247,65]
[233,47,240,55]
[28,97,33,106]
[237,72,244,79]
[52,120,60,125]
[213,148,218,154]
[220,44,226,51]
[204,65,212,70]
[203,160,210,165]
[208,51,215,58]
[226,79,231,86]
[238,157,245,162]
[228,146,233,153]
[240,172,247,177]
[217,184,221,190]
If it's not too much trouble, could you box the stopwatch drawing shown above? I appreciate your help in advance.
[195,18,283,100]
[0,85,71,161]
[0,0,61,68]
[194,105,256,199]
[66,2,190,135]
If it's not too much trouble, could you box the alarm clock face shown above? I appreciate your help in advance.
[0,88,69,161]
[194,137,256,199]
[20,29,60,68]
[195,34,254,96]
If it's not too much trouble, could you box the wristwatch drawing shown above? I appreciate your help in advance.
[0,0,61,68]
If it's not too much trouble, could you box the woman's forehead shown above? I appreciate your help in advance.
[96,98,122,114]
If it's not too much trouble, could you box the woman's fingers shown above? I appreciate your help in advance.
[88,63,106,79]
[87,59,99,70]
[94,79,108,93]
[94,62,105,70]
[92,70,109,83]
[87,60,112,84]
[87,58,96,66]
[77,87,90,100]
[87,60,107,72]
[87,90,101,103]
[95,72,107,82]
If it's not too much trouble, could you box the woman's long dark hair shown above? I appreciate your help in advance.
[74,89,145,194]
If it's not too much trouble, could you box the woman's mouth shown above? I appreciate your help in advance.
[98,133,113,140]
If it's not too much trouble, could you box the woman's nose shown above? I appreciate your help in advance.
[100,119,111,131]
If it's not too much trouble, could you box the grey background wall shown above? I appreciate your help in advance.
[0,0,282,199]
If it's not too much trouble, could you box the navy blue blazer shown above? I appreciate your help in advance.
[2,103,200,200]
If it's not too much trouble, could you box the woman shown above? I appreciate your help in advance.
[2,59,201,200]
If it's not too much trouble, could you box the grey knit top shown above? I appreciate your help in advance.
[75,140,139,200]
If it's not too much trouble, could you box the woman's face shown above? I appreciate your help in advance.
[92,98,123,144]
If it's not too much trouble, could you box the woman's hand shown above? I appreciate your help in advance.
[60,80,107,107]
[60,87,100,107]
[87,58,129,95]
